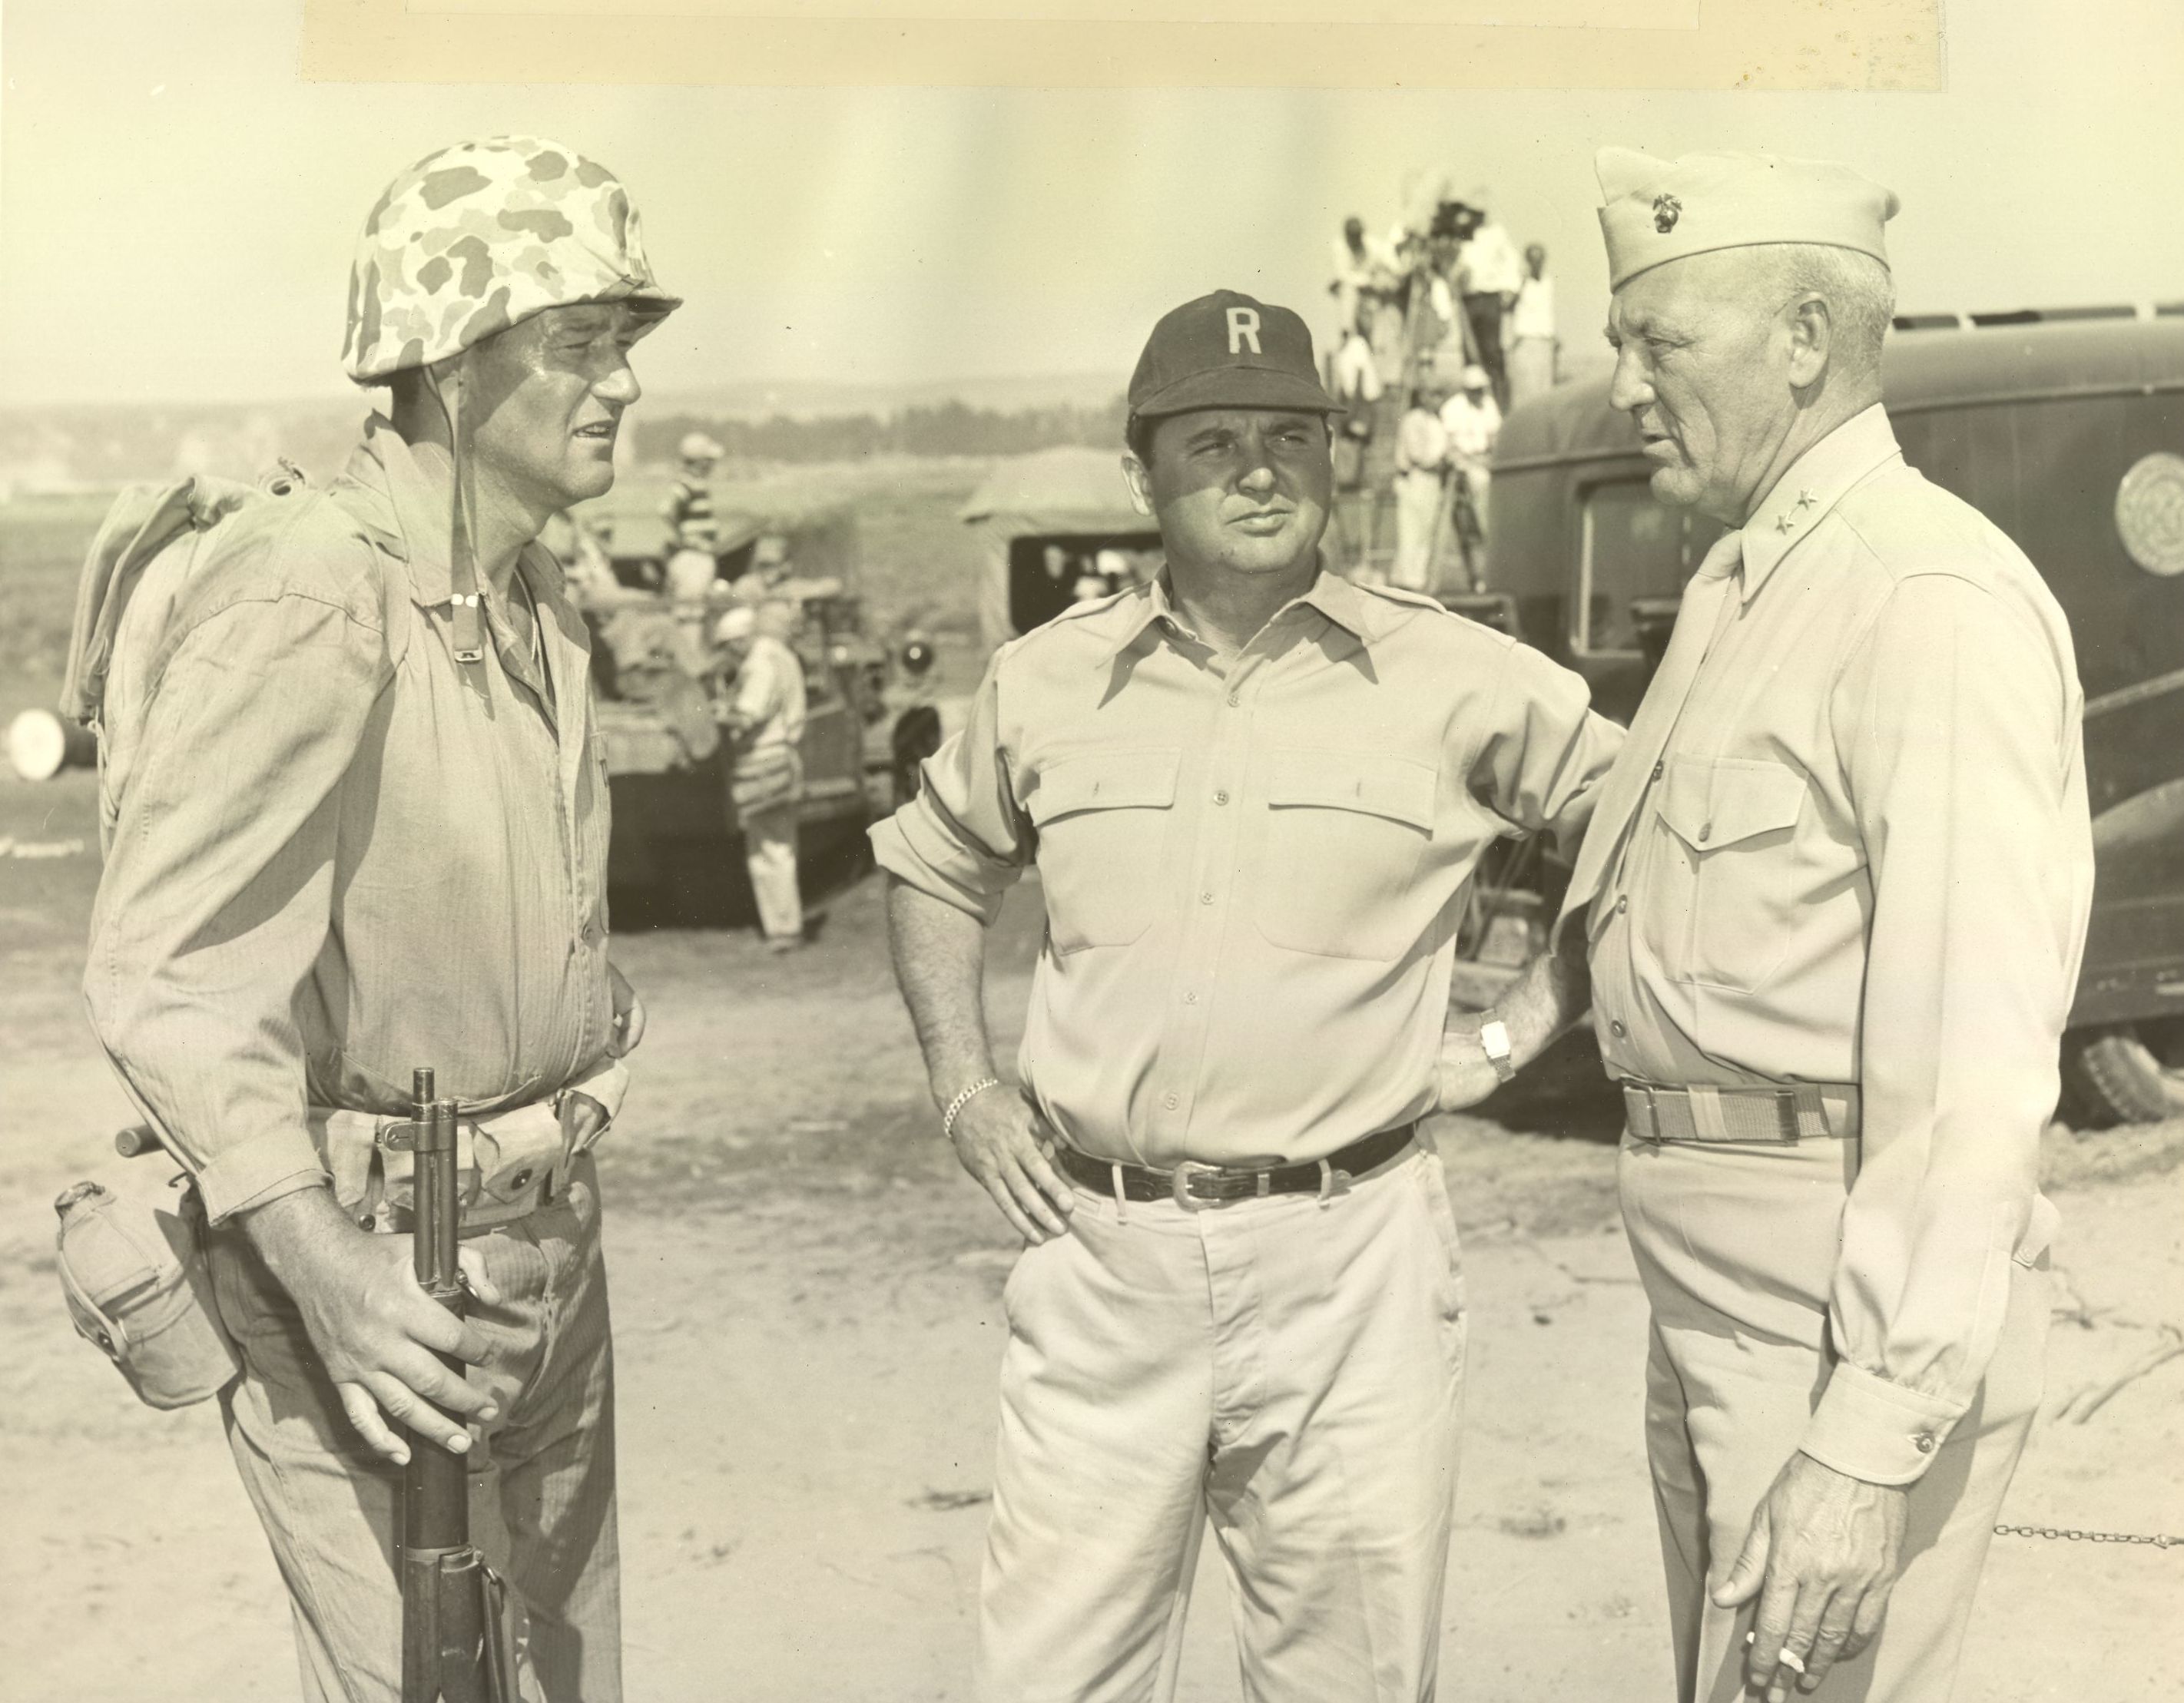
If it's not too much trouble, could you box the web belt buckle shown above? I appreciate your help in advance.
[1630,1082,1803,1145]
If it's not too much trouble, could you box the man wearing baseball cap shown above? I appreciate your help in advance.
[84,136,671,1698]
[873,288,1624,1698]
[1554,150,2091,1701]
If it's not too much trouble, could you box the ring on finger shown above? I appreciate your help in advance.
[1778,1649,1807,1676]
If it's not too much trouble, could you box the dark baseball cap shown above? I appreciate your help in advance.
[1127,290,1342,420]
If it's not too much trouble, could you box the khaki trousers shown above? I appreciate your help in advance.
[976,1146,1467,1703]
[207,1157,621,1703]
[1619,1133,2048,1702]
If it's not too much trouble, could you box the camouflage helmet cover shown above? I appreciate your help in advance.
[343,134,682,385]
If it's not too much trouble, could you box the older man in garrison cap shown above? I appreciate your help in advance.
[1550,151,2093,1701]
[873,289,1624,1700]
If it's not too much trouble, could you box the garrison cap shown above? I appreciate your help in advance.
[1128,290,1341,420]
[1595,147,1898,290]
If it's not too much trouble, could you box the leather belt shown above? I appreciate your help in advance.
[1052,1123,1417,1208]
[1621,1079,1859,1146]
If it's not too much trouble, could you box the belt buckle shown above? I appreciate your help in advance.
[1170,1159,1220,1211]
[1631,1081,1664,1145]
[1768,1087,1801,1145]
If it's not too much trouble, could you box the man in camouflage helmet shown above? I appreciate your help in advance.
[85,134,675,1701]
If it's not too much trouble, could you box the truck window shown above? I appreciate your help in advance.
[1576,480,1722,655]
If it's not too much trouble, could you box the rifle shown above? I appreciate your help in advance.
[392,1065,520,1703]
[111,1069,521,1698]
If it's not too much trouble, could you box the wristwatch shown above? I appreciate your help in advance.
[1478,1019,1517,1085]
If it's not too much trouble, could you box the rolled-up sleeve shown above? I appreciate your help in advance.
[869,655,1033,925]
[85,581,392,1223]
[1467,639,1626,856]
[1799,574,2089,1484]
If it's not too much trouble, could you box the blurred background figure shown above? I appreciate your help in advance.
[1390,383,1450,591]
[1453,197,1523,411]
[1508,242,1559,409]
[1438,363,1502,587]
[729,530,794,605]
[712,599,810,952]
[665,430,725,600]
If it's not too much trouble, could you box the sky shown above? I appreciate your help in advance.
[2,0,2181,406]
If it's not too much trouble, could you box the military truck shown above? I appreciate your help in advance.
[884,446,1165,808]
[568,506,889,905]
[1465,307,2184,1123]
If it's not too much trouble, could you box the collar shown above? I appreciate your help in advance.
[1097,562,1403,664]
[334,414,565,608]
[1735,403,1901,602]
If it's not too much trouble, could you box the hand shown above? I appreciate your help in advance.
[1715,1452,1910,1699]
[1437,1025,1506,1112]
[563,1091,611,1155]
[608,960,646,1057]
[242,1188,499,1466]
[946,1085,1076,1244]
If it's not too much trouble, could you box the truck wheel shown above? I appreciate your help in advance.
[891,706,942,811]
[2063,1022,2184,1127]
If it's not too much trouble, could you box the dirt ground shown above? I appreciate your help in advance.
[4,755,2182,1702]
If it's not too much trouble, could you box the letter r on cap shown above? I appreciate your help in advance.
[1226,307,1262,356]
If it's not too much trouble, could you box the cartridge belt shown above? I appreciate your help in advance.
[308,1098,572,1236]
[1621,1079,1860,1147]
[1053,1123,1418,1208]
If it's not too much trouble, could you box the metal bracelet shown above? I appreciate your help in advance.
[940,1077,1003,1143]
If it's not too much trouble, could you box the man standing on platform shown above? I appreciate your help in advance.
[1507,243,1559,409]
[1558,148,2092,1703]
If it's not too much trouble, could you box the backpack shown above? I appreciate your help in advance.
[60,459,410,853]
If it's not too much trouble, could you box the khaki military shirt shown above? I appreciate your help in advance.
[1580,405,2093,1483]
[87,418,626,1224]
[872,569,1624,1169]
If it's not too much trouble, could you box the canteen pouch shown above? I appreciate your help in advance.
[55,1166,241,1410]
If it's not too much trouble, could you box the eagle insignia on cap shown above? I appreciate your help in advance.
[1652,193,1682,234]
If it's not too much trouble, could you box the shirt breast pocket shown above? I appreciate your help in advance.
[1026,747,1181,953]
[1254,748,1437,962]
[1654,756,1808,992]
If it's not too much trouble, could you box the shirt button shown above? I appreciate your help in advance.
[1213,790,1230,805]
[1651,760,1664,781]
[1610,1019,1628,1039]
[1913,1432,1937,1454]
[1183,991,1199,1005]
[1162,1092,1180,1111]
[1616,895,1629,914]
[1226,693,1241,708]
[1200,891,1215,906]
[1698,823,1713,843]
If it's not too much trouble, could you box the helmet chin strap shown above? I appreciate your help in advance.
[426,358,487,667]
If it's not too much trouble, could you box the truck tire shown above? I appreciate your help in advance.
[891,706,943,811]
[2063,1022,2184,1127]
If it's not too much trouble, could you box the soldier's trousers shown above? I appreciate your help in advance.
[1620,1131,2049,1702]
[207,1155,621,1703]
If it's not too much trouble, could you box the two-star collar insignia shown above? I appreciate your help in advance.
[1774,489,1818,534]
